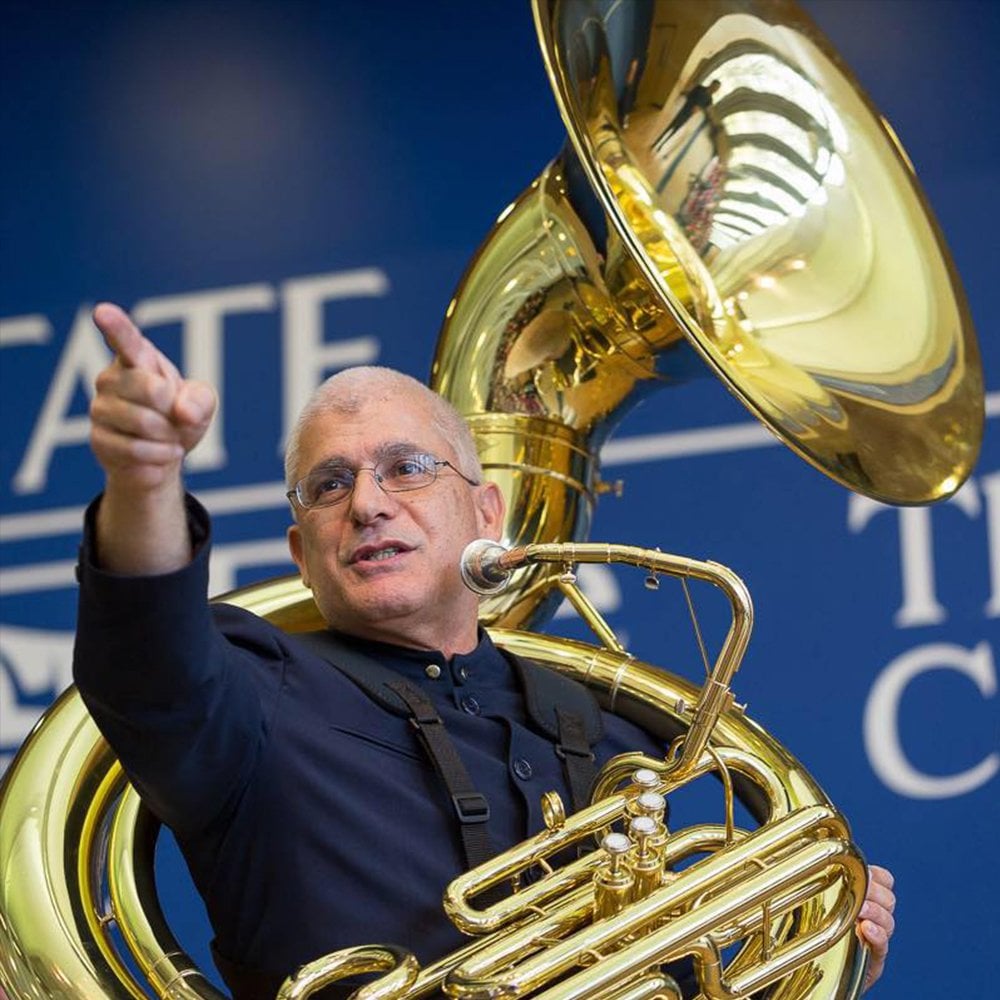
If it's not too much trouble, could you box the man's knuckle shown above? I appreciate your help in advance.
[136,408,164,439]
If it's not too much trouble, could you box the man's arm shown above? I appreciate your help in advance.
[89,303,216,574]
[77,308,269,830]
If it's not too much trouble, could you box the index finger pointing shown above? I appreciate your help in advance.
[93,303,176,378]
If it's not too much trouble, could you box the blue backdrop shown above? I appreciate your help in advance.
[2,1,997,996]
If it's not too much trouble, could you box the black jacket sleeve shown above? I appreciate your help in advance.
[72,493,281,835]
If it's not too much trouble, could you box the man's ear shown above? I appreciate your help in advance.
[474,481,506,542]
[287,524,310,588]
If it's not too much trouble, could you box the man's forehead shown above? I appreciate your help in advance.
[296,393,451,468]
[307,439,429,470]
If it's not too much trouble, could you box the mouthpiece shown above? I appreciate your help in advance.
[460,539,512,595]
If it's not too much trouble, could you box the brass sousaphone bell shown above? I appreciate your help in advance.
[434,0,982,628]
[0,2,983,999]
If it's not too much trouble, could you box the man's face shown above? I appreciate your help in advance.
[287,388,504,655]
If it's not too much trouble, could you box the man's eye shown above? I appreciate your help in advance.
[390,455,433,479]
[314,470,353,494]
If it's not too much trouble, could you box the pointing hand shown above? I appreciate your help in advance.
[89,303,217,492]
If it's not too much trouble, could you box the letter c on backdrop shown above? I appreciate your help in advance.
[864,641,998,798]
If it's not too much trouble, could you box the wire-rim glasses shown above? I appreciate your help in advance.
[287,451,479,510]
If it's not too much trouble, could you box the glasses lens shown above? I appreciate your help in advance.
[296,453,440,507]
[379,453,437,491]
[301,467,355,507]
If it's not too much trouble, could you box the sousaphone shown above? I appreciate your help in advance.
[0,2,982,999]
[433,0,981,628]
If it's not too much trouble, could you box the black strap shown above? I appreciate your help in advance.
[555,707,596,811]
[292,630,415,717]
[292,631,602,855]
[293,631,495,871]
[507,653,600,810]
[386,680,495,870]
[506,654,604,744]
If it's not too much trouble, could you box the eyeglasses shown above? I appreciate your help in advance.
[287,451,479,510]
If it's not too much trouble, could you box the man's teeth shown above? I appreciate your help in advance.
[369,547,401,561]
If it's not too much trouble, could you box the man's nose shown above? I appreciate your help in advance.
[348,468,397,521]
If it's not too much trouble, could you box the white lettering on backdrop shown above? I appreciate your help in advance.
[5,268,385,495]
[863,640,998,798]
[850,481,998,798]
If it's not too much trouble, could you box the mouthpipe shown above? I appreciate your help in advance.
[460,540,526,595]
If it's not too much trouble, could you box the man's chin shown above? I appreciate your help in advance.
[323,589,424,635]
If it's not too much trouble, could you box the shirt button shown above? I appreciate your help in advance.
[458,666,469,681]
[512,757,533,781]
[461,695,481,716]
[425,664,441,679]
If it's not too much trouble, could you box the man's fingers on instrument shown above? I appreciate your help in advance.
[864,877,896,914]
[859,919,888,994]
[857,867,894,995]
[868,865,895,891]
[863,957,884,994]
[859,901,895,941]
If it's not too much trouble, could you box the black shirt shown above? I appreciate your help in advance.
[73,496,667,988]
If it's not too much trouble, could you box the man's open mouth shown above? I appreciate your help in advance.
[351,542,411,564]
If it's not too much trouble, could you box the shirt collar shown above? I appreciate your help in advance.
[327,627,510,688]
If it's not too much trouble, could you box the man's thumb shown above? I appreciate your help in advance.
[173,380,218,449]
